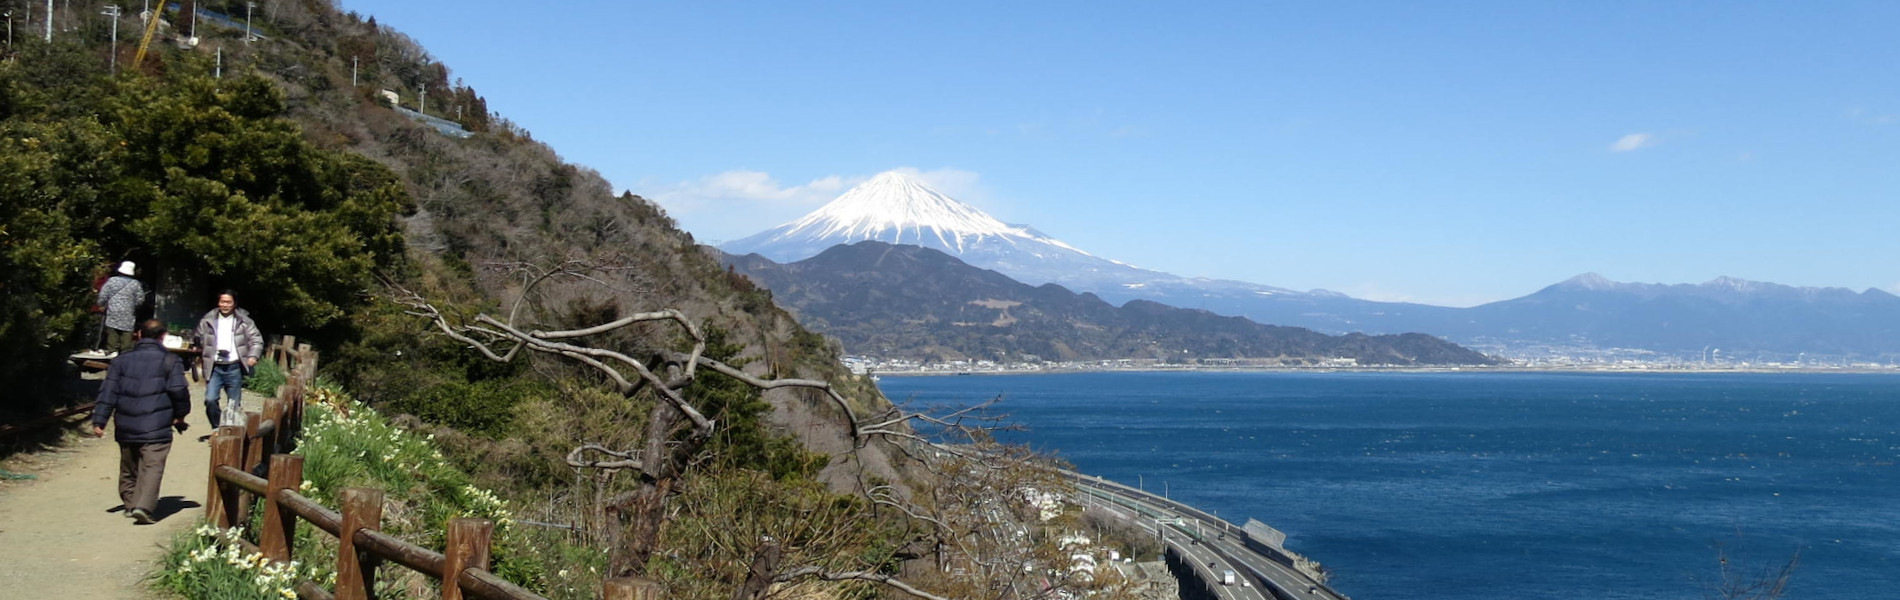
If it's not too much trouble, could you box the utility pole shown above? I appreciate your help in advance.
[350,56,357,86]
[102,5,120,73]
[43,0,52,42]
[419,84,426,114]
[244,1,254,42]
[214,45,221,78]
[189,0,196,40]
[5,12,13,48]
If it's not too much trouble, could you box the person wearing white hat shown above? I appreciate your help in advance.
[96,261,145,356]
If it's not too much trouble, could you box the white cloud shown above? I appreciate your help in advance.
[1609,133,1657,152]
[890,166,986,201]
[643,166,986,243]
[1847,108,1896,126]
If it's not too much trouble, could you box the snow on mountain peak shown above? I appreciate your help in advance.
[769,170,1085,255]
[1558,272,1620,291]
[721,169,1316,311]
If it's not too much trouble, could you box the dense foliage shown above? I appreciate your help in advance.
[0,40,410,413]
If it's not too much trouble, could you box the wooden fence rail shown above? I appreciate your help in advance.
[206,340,657,600]
[204,342,518,599]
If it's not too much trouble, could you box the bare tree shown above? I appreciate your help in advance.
[1700,539,1801,600]
[393,259,999,595]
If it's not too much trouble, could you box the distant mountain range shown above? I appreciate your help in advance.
[1431,274,1900,359]
[722,242,1499,366]
[723,172,1900,361]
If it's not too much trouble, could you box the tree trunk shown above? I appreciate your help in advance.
[608,393,689,576]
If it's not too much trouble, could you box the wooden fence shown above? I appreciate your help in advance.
[204,339,662,600]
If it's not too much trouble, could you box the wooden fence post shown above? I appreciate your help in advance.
[263,397,282,454]
[338,487,385,600]
[603,577,664,600]
[278,376,302,449]
[238,411,265,524]
[289,382,303,446]
[207,431,242,529]
[279,335,298,366]
[261,454,303,562]
[441,518,494,600]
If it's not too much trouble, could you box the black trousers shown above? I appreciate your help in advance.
[117,440,172,514]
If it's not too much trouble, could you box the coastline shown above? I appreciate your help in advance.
[871,364,1900,377]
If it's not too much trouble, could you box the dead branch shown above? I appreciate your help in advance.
[774,566,955,600]
[390,268,1060,597]
[566,443,644,471]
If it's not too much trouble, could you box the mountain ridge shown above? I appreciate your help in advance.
[722,171,1900,360]
[722,241,1500,366]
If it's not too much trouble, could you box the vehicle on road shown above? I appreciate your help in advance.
[1222,570,1237,586]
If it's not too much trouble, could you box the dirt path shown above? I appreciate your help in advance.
[0,384,260,600]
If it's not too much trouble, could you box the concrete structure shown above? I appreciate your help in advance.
[1064,470,1348,600]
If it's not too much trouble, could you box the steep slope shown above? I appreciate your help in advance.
[0,0,909,507]
[723,242,1498,366]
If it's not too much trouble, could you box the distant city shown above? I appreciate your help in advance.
[846,348,1900,376]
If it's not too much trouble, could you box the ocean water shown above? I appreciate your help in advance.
[877,371,1900,600]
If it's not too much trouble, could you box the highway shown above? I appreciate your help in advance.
[1064,472,1347,600]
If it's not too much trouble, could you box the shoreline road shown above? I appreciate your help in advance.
[1064,471,1348,600]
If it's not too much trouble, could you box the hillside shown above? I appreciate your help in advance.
[724,242,1499,366]
[0,5,1117,599]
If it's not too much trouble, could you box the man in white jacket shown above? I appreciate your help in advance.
[194,290,263,428]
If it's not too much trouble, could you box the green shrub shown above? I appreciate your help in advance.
[156,381,598,598]
[155,524,319,600]
[387,378,546,438]
[244,358,288,396]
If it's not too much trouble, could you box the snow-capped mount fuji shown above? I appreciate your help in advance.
[717,171,1900,360]
[722,171,1459,341]
[721,170,1272,298]
[722,171,1092,266]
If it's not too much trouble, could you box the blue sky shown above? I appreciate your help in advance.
[342,1,1898,306]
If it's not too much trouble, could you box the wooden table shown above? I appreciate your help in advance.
[168,345,204,382]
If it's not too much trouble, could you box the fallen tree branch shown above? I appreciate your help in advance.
[566,443,645,471]
[774,566,955,600]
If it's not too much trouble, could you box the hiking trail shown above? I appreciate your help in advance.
[0,384,259,600]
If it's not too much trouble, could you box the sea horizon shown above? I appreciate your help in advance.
[880,370,1900,600]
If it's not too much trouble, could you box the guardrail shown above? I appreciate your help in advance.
[201,342,663,600]
[1064,471,1349,600]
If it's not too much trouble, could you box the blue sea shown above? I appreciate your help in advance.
[877,371,1900,600]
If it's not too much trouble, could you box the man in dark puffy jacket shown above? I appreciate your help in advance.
[90,319,190,524]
